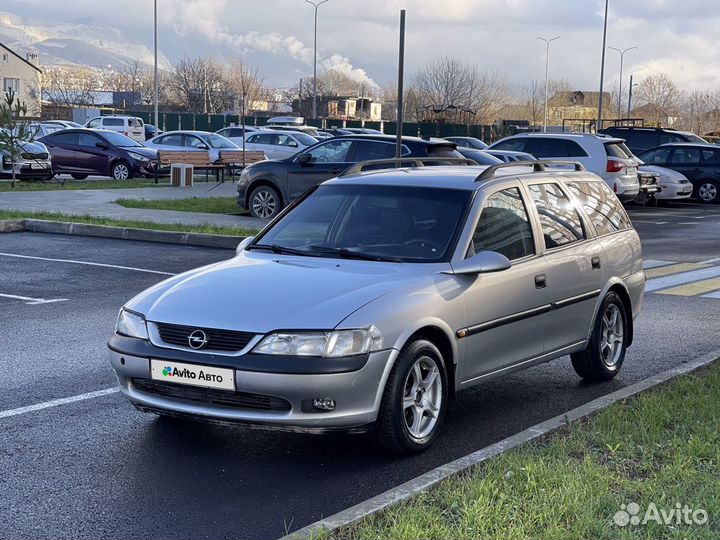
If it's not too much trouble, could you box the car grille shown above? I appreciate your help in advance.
[155,323,255,352]
[21,152,49,160]
[132,378,291,412]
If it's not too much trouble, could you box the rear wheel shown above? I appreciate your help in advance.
[249,185,282,219]
[111,161,132,180]
[376,339,448,455]
[71,173,88,180]
[696,180,720,204]
[571,292,628,382]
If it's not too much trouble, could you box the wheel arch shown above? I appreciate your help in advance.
[591,280,634,347]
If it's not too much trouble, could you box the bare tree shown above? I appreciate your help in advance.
[225,59,268,114]
[42,66,98,107]
[523,79,543,127]
[636,73,683,126]
[167,57,229,114]
[410,56,508,124]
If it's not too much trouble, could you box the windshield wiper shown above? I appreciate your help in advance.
[246,243,313,256]
[307,245,402,262]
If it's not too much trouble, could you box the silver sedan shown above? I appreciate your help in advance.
[109,160,645,454]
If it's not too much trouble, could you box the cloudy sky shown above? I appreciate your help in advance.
[3,0,720,93]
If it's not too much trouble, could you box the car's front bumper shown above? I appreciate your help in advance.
[655,182,693,200]
[0,160,53,179]
[108,346,396,431]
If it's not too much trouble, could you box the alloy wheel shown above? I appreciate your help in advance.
[113,163,129,180]
[402,356,442,439]
[698,182,718,202]
[252,190,277,219]
[600,303,624,367]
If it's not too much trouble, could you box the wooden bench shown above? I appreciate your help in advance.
[155,150,266,183]
[218,150,266,181]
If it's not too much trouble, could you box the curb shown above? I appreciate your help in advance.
[280,347,720,540]
[0,219,245,250]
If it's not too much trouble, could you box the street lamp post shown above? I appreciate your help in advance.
[305,0,329,120]
[608,46,638,120]
[537,36,561,133]
[627,75,638,118]
[597,0,609,131]
[153,0,158,129]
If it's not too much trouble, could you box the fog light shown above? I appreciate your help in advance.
[312,398,336,411]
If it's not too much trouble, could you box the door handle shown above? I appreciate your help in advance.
[534,274,547,289]
[330,167,342,175]
[591,256,601,270]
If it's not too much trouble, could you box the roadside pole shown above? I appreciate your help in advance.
[395,9,406,159]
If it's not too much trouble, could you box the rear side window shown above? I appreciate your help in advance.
[470,188,535,261]
[353,141,396,161]
[158,134,183,146]
[492,139,527,152]
[50,132,79,145]
[604,142,632,159]
[528,183,585,248]
[103,118,124,127]
[524,137,584,158]
[566,181,630,236]
[670,147,702,164]
[639,147,671,164]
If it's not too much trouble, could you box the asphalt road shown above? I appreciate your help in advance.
[2,202,720,540]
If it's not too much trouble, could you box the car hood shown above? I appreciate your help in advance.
[639,164,688,182]
[18,140,48,153]
[126,253,427,332]
[123,146,158,158]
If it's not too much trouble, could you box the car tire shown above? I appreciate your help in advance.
[71,173,88,180]
[376,339,448,455]
[111,161,133,180]
[571,291,628,382]
[695,180,720,204]
[249,185,282,219]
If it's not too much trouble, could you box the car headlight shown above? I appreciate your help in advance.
[128,152,150,162]
[252,327,382,357]
[115,309,149,340]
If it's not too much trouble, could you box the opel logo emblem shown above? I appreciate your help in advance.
[188,329,208,350]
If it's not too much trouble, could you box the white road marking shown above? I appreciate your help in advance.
[646,265,720,292]
[0,292,68,305]
[631,220,669,225]
[699,256,720,265]
[642,259,675,270]
[0,252,176,276]
[0,387,120,420]
[701,290,720,299]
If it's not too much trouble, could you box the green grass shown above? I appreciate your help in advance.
[0,210,259,237]
[115,196,245,215]
[332,362,720,540]
[0,178,171,192]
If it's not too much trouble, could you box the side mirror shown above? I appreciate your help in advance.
[450,251,512,275]
[297,153,312,165]
[236,236,254,256]
[289,141,298,148]
[95,142,108,149]
[198,143,209,150]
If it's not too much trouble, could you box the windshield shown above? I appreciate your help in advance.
[101,131,143,147]
[253,184,471,262]
[202,133,238,148]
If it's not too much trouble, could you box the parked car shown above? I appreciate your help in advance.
[322,128,353,137]
[489,133,641,202]
[0,129,53,181]
[24,122,64,140]
[341,127,384,134]
[636,143,720,203]
[145,130,239,162]
[39,128,158,180]
[242,131,317,160]
[457,147,503,165]
[638,165,692,202]
[484,149,537,162]
[144,124,163,140]
[215,125,263,143]
[266,125,322,138]
[237,134,464,219]
[43,120,83,129]
[599,126,707,155]
[110,159,644,454]
[85,115,146,143]
[445,136,489,150]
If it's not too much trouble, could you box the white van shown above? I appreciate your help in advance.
[86,116,145,143]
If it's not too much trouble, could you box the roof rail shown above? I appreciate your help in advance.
[338,157,477,178]
[475,160,586,181]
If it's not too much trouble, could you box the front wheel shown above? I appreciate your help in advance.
[571,292,628,382]
[376,339,448,455]
[695,180,720,204]
[111,161,132,180]
[249,185,282,219]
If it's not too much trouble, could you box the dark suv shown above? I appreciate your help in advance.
[237,134,462,218]
[600,126,706,155]
[637,143,720,204]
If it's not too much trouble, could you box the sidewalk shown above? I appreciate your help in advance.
[0,182,267,229]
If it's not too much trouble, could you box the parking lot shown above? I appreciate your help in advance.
[2,202,720,540]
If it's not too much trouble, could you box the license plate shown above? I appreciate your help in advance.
[627,167,637,175]
[682,187,693,194]
[30,163,46,170]
[150,359,235,390]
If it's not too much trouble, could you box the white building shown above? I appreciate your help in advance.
[0,42,42,116]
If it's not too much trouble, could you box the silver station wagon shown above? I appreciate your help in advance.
[108,159,645,454]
